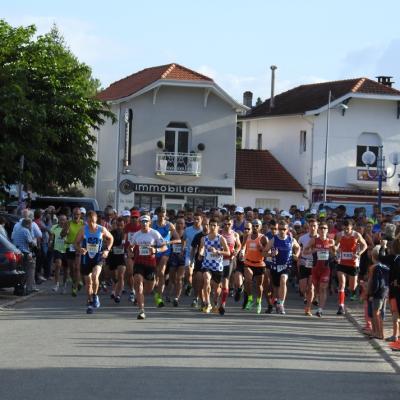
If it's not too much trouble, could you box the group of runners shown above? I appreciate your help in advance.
[38,203,399,346]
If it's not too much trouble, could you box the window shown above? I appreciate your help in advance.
[165,122,189,154]
[134,194,162,210]
[356,132,381,167]
[300,130,306,153]
[186,196,217,209]
[257,133,262,150]
[255,198,280,210]
[356,145,378,167]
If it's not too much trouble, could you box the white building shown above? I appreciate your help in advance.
[93,63,247,211]
[240,77,400,206]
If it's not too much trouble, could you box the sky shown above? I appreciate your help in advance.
[2,0,400,103]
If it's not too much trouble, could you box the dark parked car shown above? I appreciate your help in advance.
[0,212,19,238]
[0,234,26,295]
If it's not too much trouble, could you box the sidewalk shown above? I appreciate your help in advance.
[346,299,400,373]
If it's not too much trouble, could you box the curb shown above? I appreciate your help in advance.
[346,306,400,374]
[0,288,46,310]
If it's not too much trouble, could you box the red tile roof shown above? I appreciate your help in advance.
[97,63,213,101]
[244,78,400,118]
[236,149,305,192]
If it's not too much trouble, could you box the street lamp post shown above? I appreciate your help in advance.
[362,145,400,211]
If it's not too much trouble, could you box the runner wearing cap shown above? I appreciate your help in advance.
[75,211,114,314]
[233,207,245,234]
[152,206,179,307]
[242,219,269,314]
[124,209,141,302]
[266,220,301,314]
[129,214,167,319]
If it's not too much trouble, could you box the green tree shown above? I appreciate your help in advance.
[0,20,115,194]
[255,97,263,106]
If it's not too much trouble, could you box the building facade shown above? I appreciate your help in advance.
[93,63,247,211]
[240,77,400,206]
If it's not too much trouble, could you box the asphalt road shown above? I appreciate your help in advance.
[0,288,399,400]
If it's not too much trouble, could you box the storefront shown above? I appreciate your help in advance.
[118,179,233,211]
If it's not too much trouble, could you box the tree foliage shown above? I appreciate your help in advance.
[255,97,263,106]
[0,20,115,194]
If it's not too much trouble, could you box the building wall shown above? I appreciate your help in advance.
[312,98,400,191]
[242,115,312,196]
[95,86,238,210]
[235,189,306,211]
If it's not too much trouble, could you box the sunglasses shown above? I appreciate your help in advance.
[278,228,286,231]
[252,225,260,227]
[244,228,251,231]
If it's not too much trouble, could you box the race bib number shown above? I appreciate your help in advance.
[87,243,99,257]
[341,251,353,260]
[112,247,125,255]
[305,258,314,268]
[205,252,222,262]
[69,244,76,251]
[139,246,151,256]
[276,264,287,273]
[317,250,329,261]
[55,237,65,247]
[172,244,182,254]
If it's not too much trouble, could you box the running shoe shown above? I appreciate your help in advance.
[304,310,312,317]
[110,293,115,300]
[265,304,273,314]
[191,298,198,308]
[385,335,398,342]
[279,305,286,315]
[211,305,219,313]
[185,284,192,296]
[114,295,121,304]
[92,295,100,308]
[245,299,254,311]
[202,304,212,313]
[315,310,322,318]
[71,287,78,297]
[350,294,358,301]
[154,292,161,306]
[86,305,94,314]
[52,285,59,293]
[173,298,179,307]
[336,305,345,315]
[128,292,135,303]
[256,302,262,314]
[312,299,319,306]
[165,296,171,303]
[157,300,165,308]
[218,304,225,316]
[137,310,146,320]
[78,281,84,291]
[234,288,242,302]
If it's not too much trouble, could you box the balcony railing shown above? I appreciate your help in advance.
[155,152,202,176]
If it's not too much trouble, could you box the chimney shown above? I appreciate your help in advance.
[376,76,394,87]
[243,91,253,108]
[270,65,277,109]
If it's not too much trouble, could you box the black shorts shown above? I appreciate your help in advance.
[299,264,313,280]
[194,259,203,273]
[222,261,233,279]
[133,263,156,281]
[270,266,291,287]
[235,259,245,274]
[337,264,359,277]
[168,253,185,269]
[108,254,126,271]
[53,250,66,263]
[200,268,223,284]
[81,258,103,276]
[66,250,77,260]
[244,265,266,276]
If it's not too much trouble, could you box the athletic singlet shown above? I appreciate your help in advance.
[152,220,171,256]
[299,233,316,268]
[202,234,223,272]
[313,237,331,268]
[245,234,266,267]
[221,230,236,259]
[233,219,245,233]
[111,229,125,255]
[82,224,103,264]
[132,229,164,267]
[65,220,84,251]
[273,235,292,272]
[339,232,358,267]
